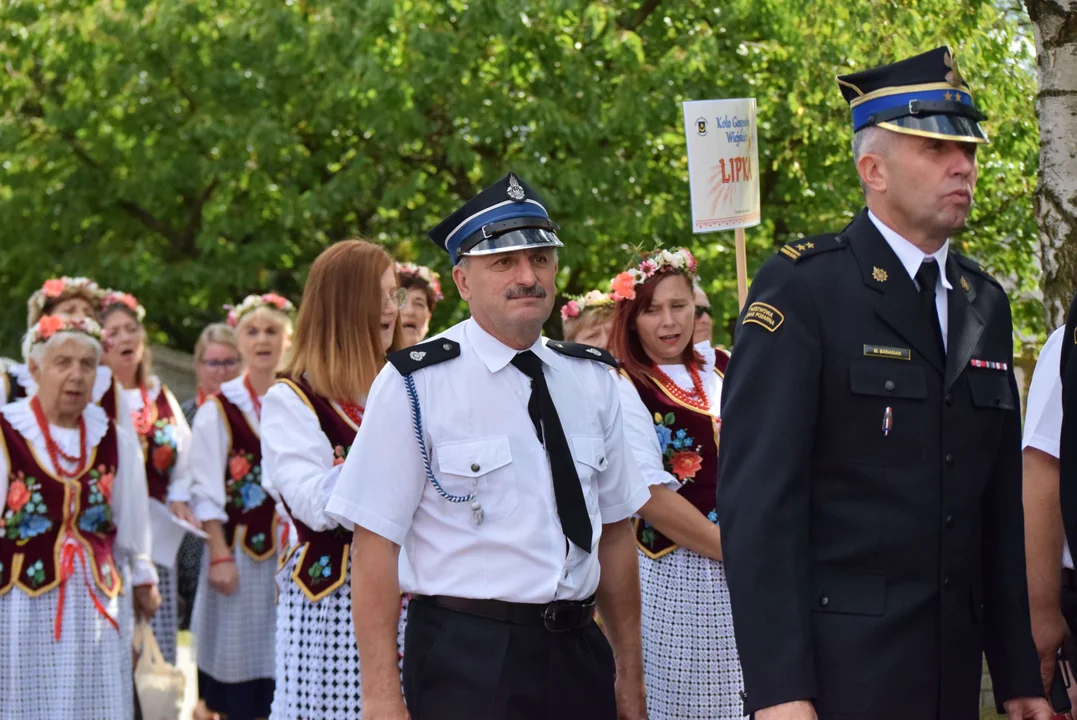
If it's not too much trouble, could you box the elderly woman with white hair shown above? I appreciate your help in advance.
[0,315,158,719]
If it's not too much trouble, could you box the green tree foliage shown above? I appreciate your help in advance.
[0,0,1040,356]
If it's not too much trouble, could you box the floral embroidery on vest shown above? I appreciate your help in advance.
[78,465,116,535]
[653,411,704,481]
[227,450,268,511]
[2,472,52,540]
[308,554,334,585]
[150,418,178,474]
[24,558,45,587]
[332,445,348,466]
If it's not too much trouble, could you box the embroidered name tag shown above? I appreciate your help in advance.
[971,359,1008,371]
[863,345,910,361]
[743,302,784,332]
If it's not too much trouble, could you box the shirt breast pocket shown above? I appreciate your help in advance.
[435,437,518,520]
[571,435,609,515]
[843,360,927,467]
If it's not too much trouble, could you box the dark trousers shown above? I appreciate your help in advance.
[402,597,616,720]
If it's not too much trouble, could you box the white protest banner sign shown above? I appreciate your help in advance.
[682,98,760,307]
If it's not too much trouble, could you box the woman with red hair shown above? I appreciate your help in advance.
[607,249,744,719]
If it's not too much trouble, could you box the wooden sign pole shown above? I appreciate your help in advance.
[735,227,748,310]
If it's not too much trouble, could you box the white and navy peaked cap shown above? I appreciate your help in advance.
[427,172,563,265]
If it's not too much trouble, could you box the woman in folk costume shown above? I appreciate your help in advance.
[396,261,443,346]
[0,316,158,720]
[262,240,407,719]
[188,292,294,720]
[560,289,616,349]
[99,290,194,666]
[2,277,104,405]
[180,323,243,426]
[177,323,242,633]
[607,249,745,719]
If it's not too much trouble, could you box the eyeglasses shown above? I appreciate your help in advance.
[694,305,711,319]
[383,287,407,310]
[201,358,240,370]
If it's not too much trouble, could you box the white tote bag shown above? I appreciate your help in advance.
[133,622,186,720]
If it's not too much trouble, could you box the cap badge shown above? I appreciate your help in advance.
[872,267,888,282]
[944,50,964,88]
[410,351,427,362]
[507,174,526,201]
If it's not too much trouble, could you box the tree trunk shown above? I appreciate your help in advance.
[1027,0,1077,329]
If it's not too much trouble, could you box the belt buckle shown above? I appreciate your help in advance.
[543,602,576,633]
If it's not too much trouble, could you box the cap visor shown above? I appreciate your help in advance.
[877,114,988,144]
[459,228,564,259]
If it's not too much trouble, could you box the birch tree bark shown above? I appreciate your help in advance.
[1027,0,1077,328]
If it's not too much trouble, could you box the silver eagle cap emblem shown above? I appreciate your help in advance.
[506,174,526,201]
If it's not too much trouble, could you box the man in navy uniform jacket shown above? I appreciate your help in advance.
[717,47,1050,720]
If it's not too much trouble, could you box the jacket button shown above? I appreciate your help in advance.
[945,453,954,466]
[946,514,955,529]
[945,393,953,406]
[943,576,951,590]
[819,595,829,607]
[740,691,748,701]
[994,395,1002,406]
[884,380,895,391]
[471,463,481,472]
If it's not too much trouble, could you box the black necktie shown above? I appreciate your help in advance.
[915,260,946,356]
[511,350,593,553]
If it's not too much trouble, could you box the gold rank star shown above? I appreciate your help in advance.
[796,244,806,251]
[944,91,954,102]
[805,242,814,249]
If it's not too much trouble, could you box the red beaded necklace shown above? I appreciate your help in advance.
[650,362,710,412]
[244,375,263,419]
[339,401,364,427]
[31,395,87,479]
[131,385,153,435]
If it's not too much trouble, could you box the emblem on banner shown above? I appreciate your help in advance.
[696,117,708,136]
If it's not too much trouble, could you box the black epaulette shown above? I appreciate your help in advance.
[546,340,618,369]
[777,233,846,264]
[387,339,461,375]
[952,253,1002,289]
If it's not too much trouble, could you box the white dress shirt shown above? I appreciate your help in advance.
[261,381,357,532]
[326,318,650,603]
[121,377,194,504]
[868,210,953,350]
[0,400,158,586]
[188,375,262,524]
[616,342,724,493]
[1023,326,1072,569]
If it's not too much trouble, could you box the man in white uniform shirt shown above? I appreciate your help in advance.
[1024,326,1077,712]
[327,172,649,720]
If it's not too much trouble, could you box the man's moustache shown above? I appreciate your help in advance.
[505,286,548,299]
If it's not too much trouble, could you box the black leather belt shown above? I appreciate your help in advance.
[413,594,596,632]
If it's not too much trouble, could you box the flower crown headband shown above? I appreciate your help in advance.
[397,262,444,302]
[610,248,698,303]
[28,276,102,314]
[225,292,296,328]
[28,315,104,347]
[560,290,615,322]
[101,290,146,323]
